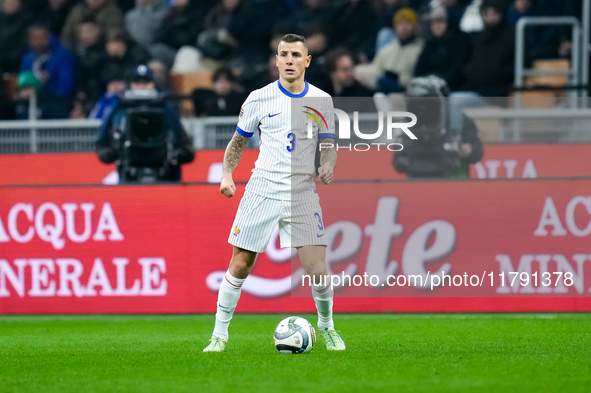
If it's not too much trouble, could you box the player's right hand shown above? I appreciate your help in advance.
[220,173,236,198]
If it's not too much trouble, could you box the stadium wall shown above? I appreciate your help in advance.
[1,144,591,186]
[1,173,591,314]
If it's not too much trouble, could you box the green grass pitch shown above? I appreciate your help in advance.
[1,313,590,393]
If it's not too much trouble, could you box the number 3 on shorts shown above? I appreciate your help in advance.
[287,132,295,152]
[314,212,324,231]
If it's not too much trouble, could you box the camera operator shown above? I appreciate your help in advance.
[393,76,483,179]
[96,64,195,183]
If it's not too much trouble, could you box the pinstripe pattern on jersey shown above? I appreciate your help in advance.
[236,80,334,201]
[228,191,282,253]
[286,198,327,249]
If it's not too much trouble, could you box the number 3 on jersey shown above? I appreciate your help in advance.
[287,132,296,152]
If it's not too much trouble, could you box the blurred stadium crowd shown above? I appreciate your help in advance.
[0,0,586,120]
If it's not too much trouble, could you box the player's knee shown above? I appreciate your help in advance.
[229,262,251,279]
[305,263,327,279]
[229,248,256,278]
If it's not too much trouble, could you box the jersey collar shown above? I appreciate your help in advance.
[277,80,309,97]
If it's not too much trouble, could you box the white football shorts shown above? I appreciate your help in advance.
[228,191,327,253]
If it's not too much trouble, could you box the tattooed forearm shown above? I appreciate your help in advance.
[222,132,250,175]
[319,138,337,169]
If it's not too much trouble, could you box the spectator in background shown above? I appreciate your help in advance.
[88,68,125,119]
[291,0,335,36]
[115,0,135,13]
[508,0,560,59]
[202,0,242,31]
[419,0,467,30]
[38,0,74,36]
[448,0,514,132]
[124,0,169,50]
[199,0,218,15]
[506,0,540,52]
[461,0,514,96]
[266,23,291,60]
[0,0,33,73]
[373,0,410,53]
[178,0,285,74]
[224,0,288,72]
[147,59,170,93]
[169,0,248,73]
[243,54,280,91]
[196,0,244,61]
[543,0,583,60]
[151,0,205,69]
[414,6,471,90]
[61,0,123,50]
[409,0,432,8]
[355,8,424,93]
[0,64,16,119]
[375,0,409,31]
[507,0,539,26]
[17,23,75,119]
[14,69,44,119]
[101,28,150,85]
[0,93,15,120]
[301,25,331,91]
[325,48,373,97]
[191,67,245,117]
[74,16,108,116]
[459,0,484,33]
[332,0,377,61]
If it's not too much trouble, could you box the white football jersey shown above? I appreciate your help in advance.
[236,80,335,200]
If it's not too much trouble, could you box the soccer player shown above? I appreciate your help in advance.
[203,34,345,352]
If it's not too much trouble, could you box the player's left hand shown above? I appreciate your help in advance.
[318,166,333,185]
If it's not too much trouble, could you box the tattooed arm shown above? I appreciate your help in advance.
[220,131,250,198]
[318,138,337,185]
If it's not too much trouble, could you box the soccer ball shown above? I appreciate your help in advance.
[273,316,316,354]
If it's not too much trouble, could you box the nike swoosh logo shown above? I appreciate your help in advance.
[219,304,228,309]
[268,112,281,118]
[317,234,325,238]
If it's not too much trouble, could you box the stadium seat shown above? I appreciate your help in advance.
[527,59,570,88]
[170,71,213,114]
[2,73,19,98]
[516,59,570,108]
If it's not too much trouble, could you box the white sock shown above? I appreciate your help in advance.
[312,281,334,330]
[212,270,245,340]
